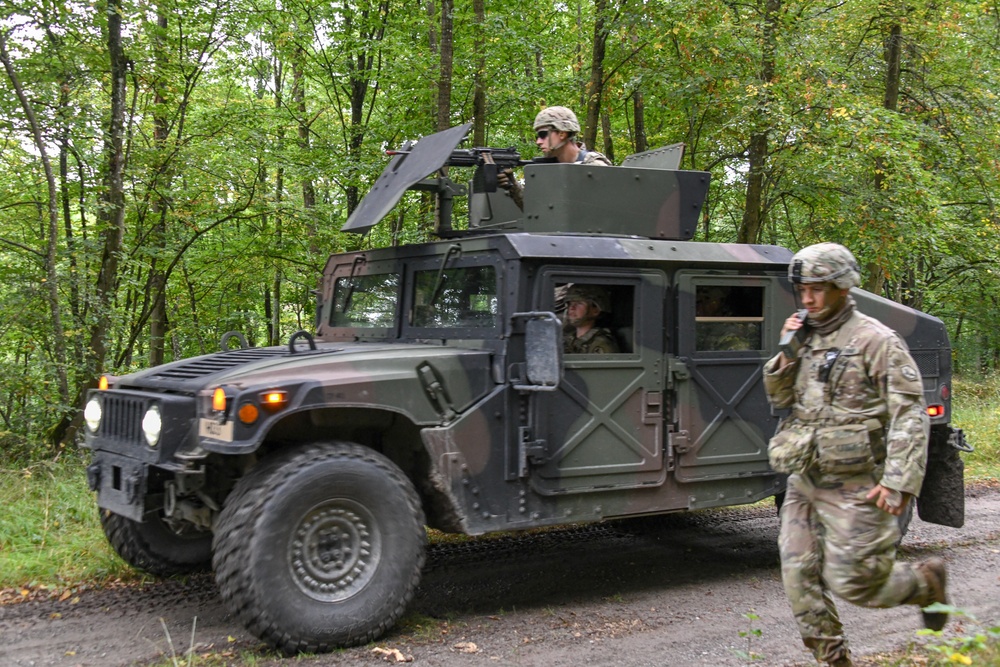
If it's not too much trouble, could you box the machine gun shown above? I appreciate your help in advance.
[387,145,552,192]
[345,123,554,236]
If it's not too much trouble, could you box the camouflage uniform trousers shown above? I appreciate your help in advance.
[780,469,929,664]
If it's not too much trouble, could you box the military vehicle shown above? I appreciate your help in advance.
[83,122,969,653]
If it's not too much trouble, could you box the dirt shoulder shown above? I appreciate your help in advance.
[2,484,999,667]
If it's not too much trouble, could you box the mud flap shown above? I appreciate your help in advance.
[917,426,969,528]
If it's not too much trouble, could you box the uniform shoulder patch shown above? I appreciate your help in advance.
[900,365,919,382]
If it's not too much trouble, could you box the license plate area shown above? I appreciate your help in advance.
[198,417,234,441]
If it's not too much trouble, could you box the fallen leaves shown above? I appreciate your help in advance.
[372,646,413,662]
[0,584,84,606]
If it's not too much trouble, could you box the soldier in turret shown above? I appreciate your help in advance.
[499,106,612,209]
[764,243,948,667]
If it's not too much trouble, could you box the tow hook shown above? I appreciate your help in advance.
[86,462,101,491]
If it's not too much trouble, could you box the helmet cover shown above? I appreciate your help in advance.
[533,106,581,133]
[564,284,611,313]
[788,242,861,289]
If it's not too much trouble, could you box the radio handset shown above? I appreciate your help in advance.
[779,309,809,359]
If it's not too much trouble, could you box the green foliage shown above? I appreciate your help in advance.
[0,454,135,588]
[914,606,1000,666]
[732,611,765,663]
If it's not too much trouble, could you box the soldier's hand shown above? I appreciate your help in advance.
[497,168,516,191]
[780,312,806,337]
[866,484,912,516]
[498,168,524,210]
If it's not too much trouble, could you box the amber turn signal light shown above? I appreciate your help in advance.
[98,375,109,390]
[212,387,227,412]
[260,390,288,412]
[927,404,945,418]
[261,391,288,407]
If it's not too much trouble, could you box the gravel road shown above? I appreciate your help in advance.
[2,484,998,667]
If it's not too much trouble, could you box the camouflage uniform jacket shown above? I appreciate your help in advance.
[564,326,619,354]
[763,310,929,496]
[576,147,613,166]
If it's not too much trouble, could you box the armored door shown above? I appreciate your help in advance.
[527,269,667,495]
[670,272,791,483]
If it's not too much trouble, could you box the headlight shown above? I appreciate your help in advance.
[142,405,162,447]
[84,398,103,433]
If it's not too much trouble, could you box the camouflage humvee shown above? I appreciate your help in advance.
[83,123,969,653]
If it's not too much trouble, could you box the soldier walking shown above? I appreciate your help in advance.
[764,243,949,667]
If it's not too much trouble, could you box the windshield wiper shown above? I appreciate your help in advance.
[428,244,462,309]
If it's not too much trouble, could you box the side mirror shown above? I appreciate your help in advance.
[511,312,563,391]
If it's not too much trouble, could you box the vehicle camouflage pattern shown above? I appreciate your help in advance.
[83,122,970,654]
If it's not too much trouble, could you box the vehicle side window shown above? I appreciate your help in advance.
[695,285,764,351]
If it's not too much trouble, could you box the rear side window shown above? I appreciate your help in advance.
[695,285,764,351]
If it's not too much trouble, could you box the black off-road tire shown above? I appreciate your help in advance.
[212,442,427,654]
[99,509,213,577]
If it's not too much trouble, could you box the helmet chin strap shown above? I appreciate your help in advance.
[544,133,570,157]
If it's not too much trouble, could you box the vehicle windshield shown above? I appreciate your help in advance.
[330,273,400,328]
[412,265,498,329]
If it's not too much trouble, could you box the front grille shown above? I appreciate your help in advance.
[149,347,288,381]
[911,350,940,379]
[100,393,147,444]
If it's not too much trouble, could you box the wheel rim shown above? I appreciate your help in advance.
[288,498,381,602]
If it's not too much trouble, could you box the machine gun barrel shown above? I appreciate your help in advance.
[443,147,526,169]
[385,146,528,169]
[386,145,540,193]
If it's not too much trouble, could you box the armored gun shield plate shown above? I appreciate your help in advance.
[342,123,473,235]
[620,143,685,170]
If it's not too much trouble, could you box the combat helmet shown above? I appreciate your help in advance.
[533,106,581,134]
[564,284,611,313]
[789,242,861,289]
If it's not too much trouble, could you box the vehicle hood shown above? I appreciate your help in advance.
[111,341,497,417]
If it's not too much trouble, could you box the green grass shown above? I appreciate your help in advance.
[0,452,137,591]
[952,373,1000,481]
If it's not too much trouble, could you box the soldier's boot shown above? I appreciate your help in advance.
[826,650,854,666]
[915,557,949,631]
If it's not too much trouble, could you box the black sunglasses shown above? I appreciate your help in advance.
[536,129,555,139]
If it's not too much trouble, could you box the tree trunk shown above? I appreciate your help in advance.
[633,90,647,153]
[583,0,610,150]
[273,60,286,346]
[149,10,170,367]
[58,82,84,364]
[864,23,902,295]
[472,0,486,145]
[437,0,454,131]
[601,110,614,162]
[738,0,780,244]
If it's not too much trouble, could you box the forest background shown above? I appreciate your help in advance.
[1,0,998,455]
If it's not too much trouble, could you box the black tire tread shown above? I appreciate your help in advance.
[100,510,212,577]
[212,442,426,654]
